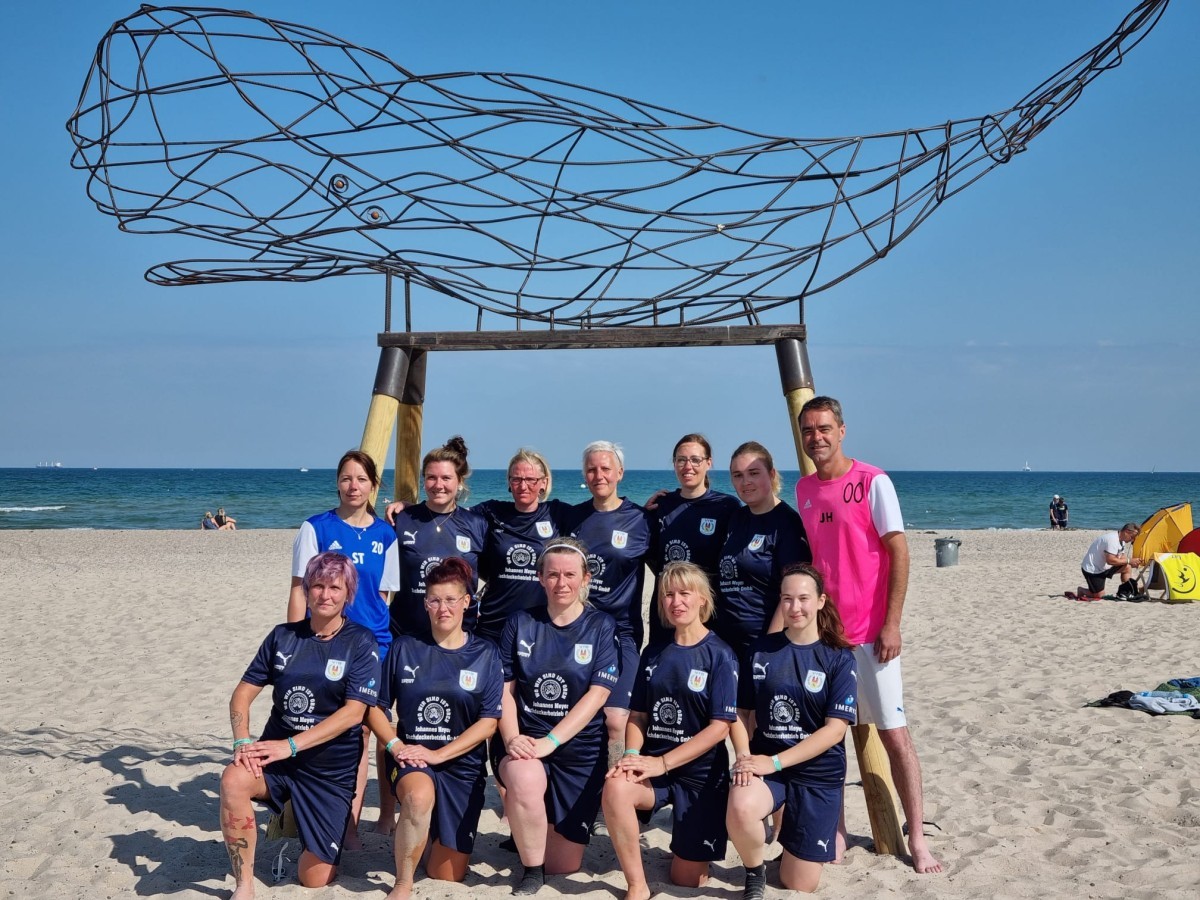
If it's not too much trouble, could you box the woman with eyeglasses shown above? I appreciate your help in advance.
[390,437,489,641]
[472,448,569,645]
[645,434,741,646]
[367,557,503,899]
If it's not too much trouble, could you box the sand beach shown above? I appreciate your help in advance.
[0,527,1196,899]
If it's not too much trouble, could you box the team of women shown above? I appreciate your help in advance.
[221,435,858,899]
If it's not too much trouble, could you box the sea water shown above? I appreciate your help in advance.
[1,468,1197,532]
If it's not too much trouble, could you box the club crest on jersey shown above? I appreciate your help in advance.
[748,534,766,551]
[687,669,708,692]
[699,518,716,535]
[611,530,628,549]
[459,670,479,691]
[456,535,471,553]
[574,643,593,664]
[536,521,554,538]
[325,659,347,681]
[804,669,826,692]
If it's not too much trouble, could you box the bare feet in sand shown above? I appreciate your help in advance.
[832,827,848,864]
[371,816,396,836]
[908,833,943,874]
[622,885,652,900]
[229,882,255,900]
[343,828,363,852]
[384,882,413,899]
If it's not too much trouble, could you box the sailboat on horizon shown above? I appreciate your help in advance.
[1023,460,1032,472]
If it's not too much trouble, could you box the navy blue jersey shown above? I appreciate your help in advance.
[562,499,652,645]
[473,498,570,641]
[648,489,741,644]
[499,605,621,748]
[716,502,811,652]
[242,620,382,780]
[292,509,400,652]
[379,633,503,775]
[631,632,738,777]
[738,633,857,785]
[391,503,488,638]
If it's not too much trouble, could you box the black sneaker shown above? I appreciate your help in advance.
[742,863,767,900]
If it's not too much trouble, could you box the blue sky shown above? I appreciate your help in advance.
[2,1,1196,472]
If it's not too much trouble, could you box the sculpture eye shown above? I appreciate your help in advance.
[330,174,350,194]
[363,206,385,223]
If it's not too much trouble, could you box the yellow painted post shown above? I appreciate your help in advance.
[851,725,905,856]
[393,349,427,505]
[774,337,904,858]
[360,347,408,508]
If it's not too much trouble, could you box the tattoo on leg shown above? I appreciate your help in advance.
[226,836,249,882]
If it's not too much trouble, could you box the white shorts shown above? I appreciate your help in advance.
[851,645,908,730]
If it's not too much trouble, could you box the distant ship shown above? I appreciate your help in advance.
[36,461,63,468]
[1022,461,1032,472]
[299,467,309,473]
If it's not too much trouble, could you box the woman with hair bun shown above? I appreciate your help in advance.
[390,436,489,641]
[716,441,811,659]
[367,556,503,899]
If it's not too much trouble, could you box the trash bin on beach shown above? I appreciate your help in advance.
[934,537,961,567]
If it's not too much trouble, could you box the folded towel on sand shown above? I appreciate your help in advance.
[1086,679,1200,718]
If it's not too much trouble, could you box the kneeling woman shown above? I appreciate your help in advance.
[220,552,381,898]
[498,537,620,895]
[603,561,738,900]
[367,557,503,899]
[727,563,858,897]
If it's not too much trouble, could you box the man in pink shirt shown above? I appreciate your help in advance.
[795,396,942,874]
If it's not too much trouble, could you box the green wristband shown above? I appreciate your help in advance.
[771,754,782,772]
[546,732,562,748]
[622,748,641,756]
[288,736,298,757]
[385,738,400,753]
[232,738,253,750]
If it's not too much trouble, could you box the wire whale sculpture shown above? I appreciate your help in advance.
[67,2,1170,330]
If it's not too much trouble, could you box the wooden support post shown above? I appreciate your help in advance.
[775,337,817,477]
[394,349,427,504]
[851,724,905,856]
[774,336,904,858]
[361,347,408,508]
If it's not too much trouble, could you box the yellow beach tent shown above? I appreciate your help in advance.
[1144,552,1200,602]
[1133,503,1192,560]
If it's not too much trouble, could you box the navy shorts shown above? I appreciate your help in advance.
[637,760,730,861]
[607,634,641,711]
[762,774,841,863]
[263,761,354,864]
[385,756,487,854]
[498,736,608,845]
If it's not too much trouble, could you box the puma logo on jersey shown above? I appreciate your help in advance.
[703,838,717,850]
[753,661,770,678]
[817,839,829,851]
[274,651,292,670]
[402,530,418,545]
[644,664,658,677]
[403,665,420,677]
[518,639,536,658]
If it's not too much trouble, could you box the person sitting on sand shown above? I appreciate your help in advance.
[1080,523,1143,599]
[1049,496,1068,530]
[220,551,381,898]
[202,512,220,530]
[215,507,238,530]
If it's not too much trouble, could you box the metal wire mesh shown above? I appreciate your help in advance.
[67,2,1170,330]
